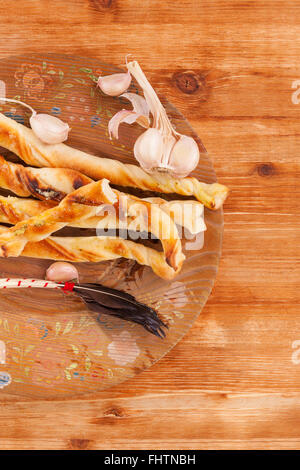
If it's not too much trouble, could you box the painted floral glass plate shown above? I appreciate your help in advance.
[0,54,223,398]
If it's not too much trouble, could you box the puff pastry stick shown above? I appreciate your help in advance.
[0,155,205,233]
[0,194,205,235]
[0,113,228,209]
[144,197,206,235]
[0,154,92,201]
[0,156,205,234]
[0,195,99,228]
[0,179,184,273]
[0,226,175,280]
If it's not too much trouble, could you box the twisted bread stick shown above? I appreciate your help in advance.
[0,113,228,209]
[0,195,55,224]
[144,197,206,235]
[0,154,92,201]
[0,194,205,235]
[0,179,184,274]
[0,155,205,233]
[0,226,175,280]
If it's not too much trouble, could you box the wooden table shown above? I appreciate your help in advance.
[0,0,299,450]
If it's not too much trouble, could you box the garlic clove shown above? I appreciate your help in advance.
[46,262,79,283]
[108,109,136,139]
[134,128,164,171]
[30,114,70,145]
[120,92,150,118]
[108,109,150,140]
[0,98,70,144]
[108,92,150,139]
[167,135,200,178]
[97,71,131,97]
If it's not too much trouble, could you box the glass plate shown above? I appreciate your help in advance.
[0,54,223,398]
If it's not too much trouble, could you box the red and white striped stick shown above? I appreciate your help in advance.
[0,278,74,292]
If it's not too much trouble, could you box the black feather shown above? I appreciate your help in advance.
[61,283,167,338]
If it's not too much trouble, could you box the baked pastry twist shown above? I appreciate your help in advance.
[0,155,205,233]
[0,113,228,209]
[0,154,92,201]
[0,179,185,274]
[144,197,206,235]
[0,226,175,280]
[0,191,205,234]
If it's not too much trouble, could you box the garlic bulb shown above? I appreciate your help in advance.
[0,98,70,144]
[127,60,200,178]
[97,71,131,97]
[46,262,79,283]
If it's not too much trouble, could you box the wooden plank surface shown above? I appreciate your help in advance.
[0,0,299,450]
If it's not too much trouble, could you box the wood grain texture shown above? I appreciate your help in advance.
[0,0,299,450]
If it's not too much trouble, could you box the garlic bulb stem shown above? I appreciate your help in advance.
[0,97,36,116]
[127,61,174,137]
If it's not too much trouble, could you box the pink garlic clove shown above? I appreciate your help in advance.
[168,135,200,178]
[108,109,150,140]
[120,92,150,117]
[97,71,132,97]
[46,262,79,283]
[133,128,164,171]
[30,113,70,145]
